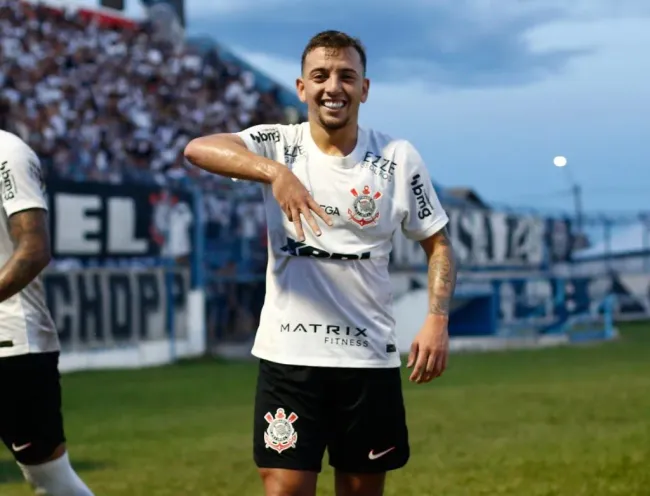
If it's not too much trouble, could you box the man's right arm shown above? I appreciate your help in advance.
[183,134,284,184]
[184,132,333,239]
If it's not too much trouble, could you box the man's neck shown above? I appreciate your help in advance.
[309,120,358,157]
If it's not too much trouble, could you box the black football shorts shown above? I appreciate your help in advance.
[253,358,410,473]
[0,351,66,464]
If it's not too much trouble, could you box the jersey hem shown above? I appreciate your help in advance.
[251,350,402,369]
[0,343,59,359]
[405,215,449,241]
[4,200,48,218]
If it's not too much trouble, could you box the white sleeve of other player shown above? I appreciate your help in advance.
[0,140,48,218]
[400,142,449,241]
[235,124,282,160]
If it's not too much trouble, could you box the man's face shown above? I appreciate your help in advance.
[297,46,369,131]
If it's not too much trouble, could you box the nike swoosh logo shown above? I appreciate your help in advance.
[368,447,395,460]
[12,442,32,452]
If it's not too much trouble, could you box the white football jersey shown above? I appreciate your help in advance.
[236,122,449,368]
[0,131,59,358]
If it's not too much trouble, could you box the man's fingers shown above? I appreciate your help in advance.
[410,348,429,383]
[423,351,437,382]
[429,350,448,381]
[286,195,332,241]
[407,342,418,369]
[307,197,333,226]
[291,208,305,241]
[300,205,322,237]
[438,350,449,377]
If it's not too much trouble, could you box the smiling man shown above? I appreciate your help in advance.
[184,30,457,496]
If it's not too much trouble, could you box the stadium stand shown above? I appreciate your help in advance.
[0,0,299,272]
[0,0,469,274]
[1,0,648,368]
[0,0,292,189]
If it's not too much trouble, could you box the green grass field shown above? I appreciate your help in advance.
[2,322,649,496]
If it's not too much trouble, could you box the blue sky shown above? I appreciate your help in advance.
[99,0,649,215]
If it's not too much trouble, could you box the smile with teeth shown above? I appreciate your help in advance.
[323,101,345,109]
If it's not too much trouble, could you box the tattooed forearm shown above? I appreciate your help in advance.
[427,229,457,317]
[0,209,51,303]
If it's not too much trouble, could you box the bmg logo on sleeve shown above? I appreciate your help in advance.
[0,161,16,201]
[410,174,434,219]
[250,129,281,144]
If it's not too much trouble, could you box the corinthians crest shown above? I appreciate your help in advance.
[348,185,382,228]
[264,408,299,453]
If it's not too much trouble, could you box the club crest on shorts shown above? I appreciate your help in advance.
[348,185,382,228]
[264,408,299,453]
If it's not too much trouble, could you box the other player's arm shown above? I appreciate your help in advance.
[0,140,51,304]
[0,209,51,303]
[184,133,332,239]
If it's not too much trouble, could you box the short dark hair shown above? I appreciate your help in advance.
[301,30,367,74]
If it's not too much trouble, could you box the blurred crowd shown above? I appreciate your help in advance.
[0,0,294,198]
[0,0,299,340]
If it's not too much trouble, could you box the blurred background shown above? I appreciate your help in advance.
[1,1,649,494]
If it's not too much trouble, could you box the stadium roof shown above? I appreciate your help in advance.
[574,221,650,259]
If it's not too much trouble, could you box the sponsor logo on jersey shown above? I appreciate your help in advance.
[348,185,382,228]
[284,145,305,165]
[281,237,370,260]
[28,159,46,193]
[264,408,299,453]
[321,205,340,216]
[280,323,370,348]
[361,152,397,181]
[0,161,16,201]
[280,323,368,337]
[410,174,434,219]
[250,129,280,144]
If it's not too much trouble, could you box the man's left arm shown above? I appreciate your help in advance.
[396,140,457,383]
[0,209,51,303]
[406,228,457,383]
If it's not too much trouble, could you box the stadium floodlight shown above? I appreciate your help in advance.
[552,154,584,234]
[553,156,567,167]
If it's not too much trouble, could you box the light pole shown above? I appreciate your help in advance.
[553,156,584,235]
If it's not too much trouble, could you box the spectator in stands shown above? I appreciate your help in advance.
[1,0,295,273]
[0,0,290,194]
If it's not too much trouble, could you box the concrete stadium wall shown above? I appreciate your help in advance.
[41,267,206,373]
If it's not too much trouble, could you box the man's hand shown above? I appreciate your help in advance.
[407,315,449,383]
[271,168,333,241]
[183,133,333,240]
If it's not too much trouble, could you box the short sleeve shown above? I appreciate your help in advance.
[400,142,449,241]
[0,139,48,218]
[235,124,283,161]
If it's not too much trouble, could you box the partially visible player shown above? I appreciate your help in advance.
[185,30,457,496]
[0,130,94,496]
